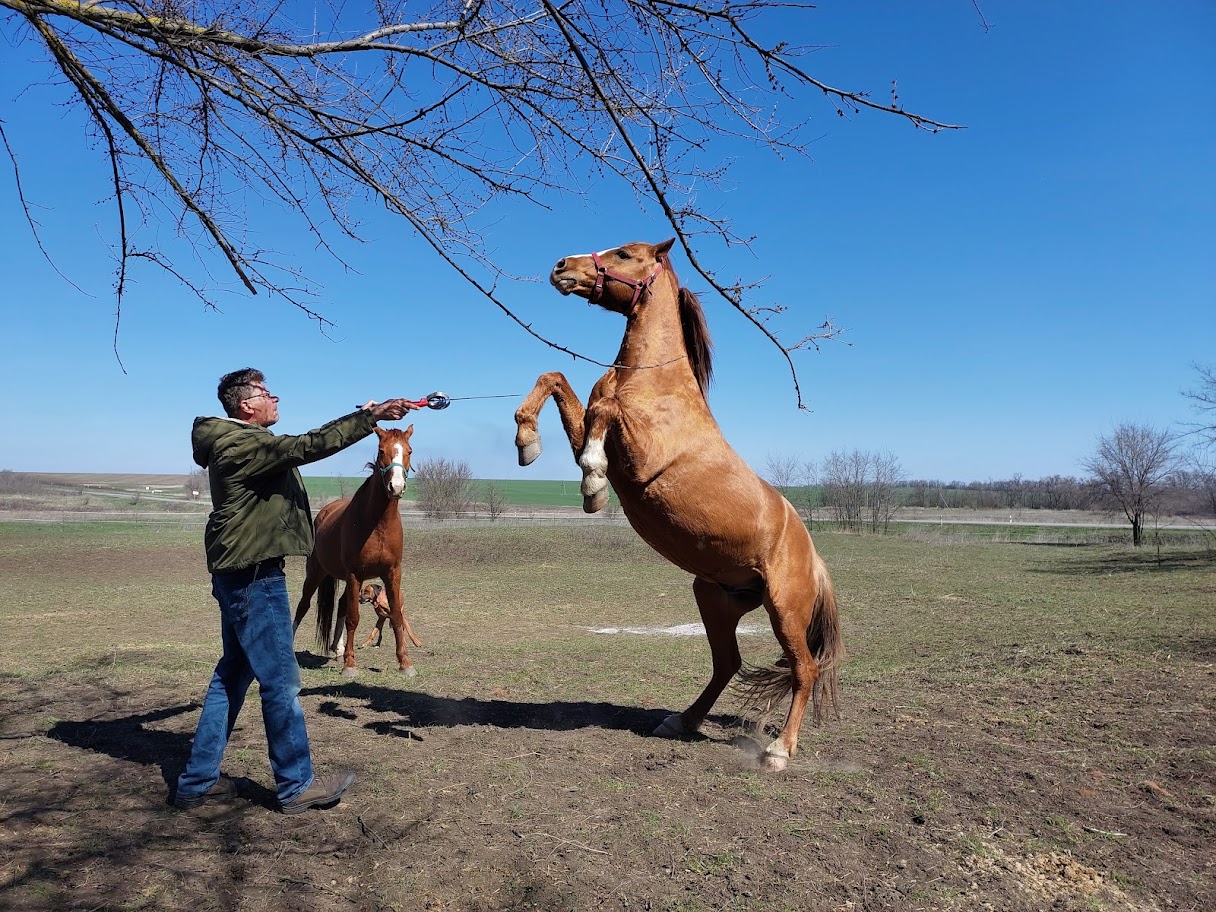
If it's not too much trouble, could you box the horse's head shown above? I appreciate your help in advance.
[550,237,713,394]
[373,425,414,499]
[550,238,676,314]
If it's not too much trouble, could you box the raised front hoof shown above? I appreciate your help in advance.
[399,665,417,678]
[340,665,359,679]
[582,488,609,513]
[517,439,542,466]
[653,713,689,739]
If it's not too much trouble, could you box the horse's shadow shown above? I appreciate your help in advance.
[300,680,677,739]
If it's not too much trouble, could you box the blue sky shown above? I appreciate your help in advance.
[1,1,1212,484]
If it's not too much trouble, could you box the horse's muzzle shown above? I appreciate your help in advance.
[551,270,577,295]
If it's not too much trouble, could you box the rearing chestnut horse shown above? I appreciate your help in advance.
[514,239,842,770]
[293,426,422,677]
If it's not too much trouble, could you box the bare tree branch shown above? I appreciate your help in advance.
[1181,363,1216,447]
[1,0,962,403]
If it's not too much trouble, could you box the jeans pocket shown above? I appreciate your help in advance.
[215,574,254,625]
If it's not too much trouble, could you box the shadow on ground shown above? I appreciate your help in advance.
[302,681,678,738]
[1029,548,1215,576]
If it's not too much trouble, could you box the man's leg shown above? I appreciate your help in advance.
[176,575,256,802]
[236,565,315,805]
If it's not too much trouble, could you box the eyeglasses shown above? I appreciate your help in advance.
[243,386,279,402]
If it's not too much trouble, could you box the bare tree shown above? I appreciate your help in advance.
[821,449,867,531]
[867,450,903,533]
[1082,424,1175,547]
[413,456,473,519]
[820,448,902,533]
[1182,363,1216,446]
[1175,455,1216,548]
[764,453,800,495]
[184,467,208,501]
[481,479,509,521]
[2,0,957,400]
[798,458,822,527]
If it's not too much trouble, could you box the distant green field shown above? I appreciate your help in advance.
[301,476,614,508]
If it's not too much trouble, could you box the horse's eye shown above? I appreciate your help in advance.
[616,249,630,259]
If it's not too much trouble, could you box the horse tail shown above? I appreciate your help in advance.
[734,550,845,725]
[807,552,844,723]
[315,576,336,650]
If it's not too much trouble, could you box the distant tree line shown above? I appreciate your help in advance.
[902,475,1092,511]
[0,470,41,495]
[766,406,1216,548]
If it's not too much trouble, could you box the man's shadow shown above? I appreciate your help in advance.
[46,704,204,800]
[45,682,715,810]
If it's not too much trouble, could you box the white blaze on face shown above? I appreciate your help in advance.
[387,442,406,497]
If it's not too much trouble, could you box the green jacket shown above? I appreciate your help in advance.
[192,410,378,573]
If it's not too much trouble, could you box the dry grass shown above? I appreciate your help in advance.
[0,522,1213,912]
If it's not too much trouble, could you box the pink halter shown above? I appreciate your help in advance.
[590,251,666,309]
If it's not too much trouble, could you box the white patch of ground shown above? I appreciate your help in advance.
[582,623,765,637]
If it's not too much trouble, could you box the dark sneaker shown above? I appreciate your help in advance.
[174,775,239,810]
[280,770,357,816]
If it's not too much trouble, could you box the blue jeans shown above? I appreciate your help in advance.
[176,560,315,805]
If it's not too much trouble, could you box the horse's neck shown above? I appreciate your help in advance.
[351,472,400,527]
[615,280,697,391]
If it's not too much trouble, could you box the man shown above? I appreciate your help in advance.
[174,368,419,814]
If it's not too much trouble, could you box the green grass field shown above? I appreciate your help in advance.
[300,475,614,507]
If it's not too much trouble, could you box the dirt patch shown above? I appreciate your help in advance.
[2,656,1212,911]
[1,527,1213,911]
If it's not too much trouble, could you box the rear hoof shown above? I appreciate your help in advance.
[399,665,417,678]
[340,666,358,679]
[518,439,542,466]
[653,713,687,738]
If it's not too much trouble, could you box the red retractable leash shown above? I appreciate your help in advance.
[405,391,519,411]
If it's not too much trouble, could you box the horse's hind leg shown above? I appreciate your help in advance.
[654,577,759,738]
[293,556,322,635]
[337,577,361,678]
[758,565,820,771]
[514,371,588,466]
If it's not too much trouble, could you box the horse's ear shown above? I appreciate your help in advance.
[374,426,386,439]
[403,424,414,440]
[655,237,676,258]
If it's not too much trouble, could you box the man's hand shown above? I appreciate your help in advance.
[360,398,420,421]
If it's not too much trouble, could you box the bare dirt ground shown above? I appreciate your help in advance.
[0,526,1213,911]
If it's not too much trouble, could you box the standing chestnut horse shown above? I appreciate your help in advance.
[293,426,422,677]
[514,239,842,770]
